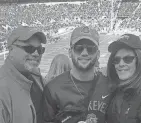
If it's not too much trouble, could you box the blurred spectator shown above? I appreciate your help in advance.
[45,54,71,83]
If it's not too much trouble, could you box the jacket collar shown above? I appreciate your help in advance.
[4,58,33,92]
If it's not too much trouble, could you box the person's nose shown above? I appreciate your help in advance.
[81,48,88,56]
[118,58,126,66]
[32,50,40,57]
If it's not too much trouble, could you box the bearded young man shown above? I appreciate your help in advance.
[0,26,46,123]
[43,26,112,123]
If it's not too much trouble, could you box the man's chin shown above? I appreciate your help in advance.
[78,60,90,65]
[24,63,39,72]
[72,58,95,71]
[77,65,93,71]
[78,61,91,68]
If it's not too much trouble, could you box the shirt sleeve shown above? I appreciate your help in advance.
[42,85,59,123]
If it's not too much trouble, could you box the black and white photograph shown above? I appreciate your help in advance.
[0,0,141,123]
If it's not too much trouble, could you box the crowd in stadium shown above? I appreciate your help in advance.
[0,0,141,51]
[0,0,139,71]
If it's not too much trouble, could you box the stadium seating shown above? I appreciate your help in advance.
[0,0,141,49]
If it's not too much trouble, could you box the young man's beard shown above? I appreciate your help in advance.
[71,56,97,72]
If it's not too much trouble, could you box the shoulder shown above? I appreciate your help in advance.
[0,65,13,99]
[0,69,12,89]
[0,80,11,104]
[43,71,71,101]
[45,71,71,90]
[0,64,7,77]
[95,72,111,93]
[97,72,109,84]
[0,73,10,88]
[0,63,11,83]
[0,67,11,93]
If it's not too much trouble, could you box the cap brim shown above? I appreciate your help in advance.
[108,41,130,52]
[71,36,98,46]
[19,31,47,44]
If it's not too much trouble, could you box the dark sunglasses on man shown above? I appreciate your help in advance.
[113,55,136,65]
[14,45,45,55]
[72,44,98,55]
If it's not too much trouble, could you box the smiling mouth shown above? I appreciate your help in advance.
[26,59,39,64]
[117,69,129,72]
[78,58,90,60]
[27,58,39,62]
[79,59,90,62]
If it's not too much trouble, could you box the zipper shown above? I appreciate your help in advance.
[119,97,131,121]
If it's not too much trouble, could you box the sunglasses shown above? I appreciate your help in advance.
[113,56,136,65]
[14,45,45,54]
[72,44,98,55]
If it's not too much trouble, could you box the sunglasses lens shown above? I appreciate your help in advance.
[24,46,35,54]
[74,45,84,54]
[73,45,97,54]
[123,56,135,64]
[24,46,45,54]
[113,56,135,64]
[87,46,97,54]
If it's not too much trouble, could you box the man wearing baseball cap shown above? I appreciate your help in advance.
[43,26,112,123]
[0,26,46,123]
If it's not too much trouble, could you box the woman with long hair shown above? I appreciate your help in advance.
[106,34,141,123]
[45,54,71,83]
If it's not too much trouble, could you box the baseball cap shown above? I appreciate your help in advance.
[108,33,141,52]
[7,26,47,47]
[70,26,99,46]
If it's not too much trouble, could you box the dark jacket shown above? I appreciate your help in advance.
[106,47,141,123]
[86,73,112,123]
[43,71,112,123]
[106,88,141,123]
[29,68,45,123]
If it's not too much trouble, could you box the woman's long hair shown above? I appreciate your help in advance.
[107,46,141,94]
[45,54,71,83]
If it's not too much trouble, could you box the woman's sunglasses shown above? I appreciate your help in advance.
[72,44,98,55]
[14,45,45,55]
[113,56,136,65]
